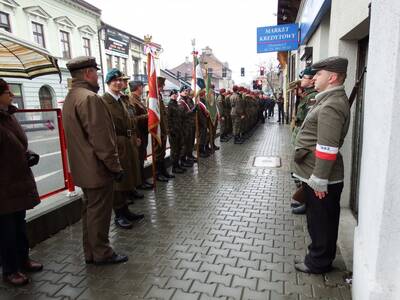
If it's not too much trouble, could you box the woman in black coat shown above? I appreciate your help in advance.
[0,78,43,286]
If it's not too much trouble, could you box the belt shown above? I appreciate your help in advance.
[116,129,133,137]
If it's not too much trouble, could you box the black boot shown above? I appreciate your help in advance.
[114,208,133,229]
[121,205,145,222]
[156,163,169,182]
[161,160,175,179]
[199,145,209,157]
[172,165,184,174]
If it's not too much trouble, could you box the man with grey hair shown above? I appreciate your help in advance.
[292,56,350,274]
[62,56,127,265]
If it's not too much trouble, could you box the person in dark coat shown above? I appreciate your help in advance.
[0,78,43,286]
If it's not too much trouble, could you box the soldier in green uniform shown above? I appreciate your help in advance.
[230,86,245,144]
[155,76,175,182]
[102,69,144,230]
[198,90,210,157]
[178,86,196,166]
[225,90,233,138]
[292,67,318,145]
[167,89,186,174]
[217,88,228,142]
[291,67,318,216]
[293,57,350,274]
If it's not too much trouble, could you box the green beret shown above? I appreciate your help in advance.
[67,56,99,72]
[106,68,122,84]
[299,67,316,78]
[312,56,348,73]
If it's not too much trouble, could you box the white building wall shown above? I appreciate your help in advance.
[0,0,102,108]
[353,1,400,299]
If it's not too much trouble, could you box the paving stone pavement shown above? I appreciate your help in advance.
[1,121,352,299]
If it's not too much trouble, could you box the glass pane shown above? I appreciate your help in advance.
[9,84,22,97]
[14,111,65,198]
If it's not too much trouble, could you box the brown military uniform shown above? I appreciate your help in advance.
[102,92,141,210]
[63,78,121,262]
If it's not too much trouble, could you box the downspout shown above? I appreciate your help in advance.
[97,25,105,92]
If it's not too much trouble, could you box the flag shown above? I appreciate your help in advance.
[191,56,205,93]
[205,71,218,124]
[147,50,161,145]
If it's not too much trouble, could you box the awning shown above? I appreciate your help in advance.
[0,31,61,81]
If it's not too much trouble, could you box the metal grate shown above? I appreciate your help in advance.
[253,156,281,168]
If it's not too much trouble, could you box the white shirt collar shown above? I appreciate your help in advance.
[107,90,121,102]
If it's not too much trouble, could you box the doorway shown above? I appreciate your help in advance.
[350,36,369,218]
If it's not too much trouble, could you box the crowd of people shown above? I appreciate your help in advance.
[0,53,351,286]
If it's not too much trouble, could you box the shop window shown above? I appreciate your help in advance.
[121,57,127,75]
[32,22,45,48]
[114,56,120,70]
[132,58,139,75]
[83,37,91,56]
[39,86,54,109]
[60,30,71,59]
[0,11,11,32]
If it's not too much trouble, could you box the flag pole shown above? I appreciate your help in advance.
[145,36,158,190]
[205,67,214,153]
[192,49,200,161]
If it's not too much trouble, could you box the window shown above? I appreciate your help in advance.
[114,56,120,70]
[208,68,213,77]
[32,22,45,48]
[60,30,71,59]
[106,55,112,71]
[222,67,227,78]
[143,62,147,76]
[83,38,91,56]
[121,58,127,74]
[132,58,139,75]
[177,71,181,79]
[9,84,23,108]
[0,11,11,32]
[39,86,54,109]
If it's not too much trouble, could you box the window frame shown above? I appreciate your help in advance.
[32,21,45,48]
[83,37,91,56]
[60,30,71,59]
[0,11,11,32]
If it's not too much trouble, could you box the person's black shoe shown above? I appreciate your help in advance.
[290,201,302,208]
[156,174,169,182]
[292,204,306,215]
[178,165,187,172]
[163,171,175,179]
[188,155,198,163]
[114,216,133,229]
[130,190,144,199]
[212,144,220,150]
[94,253,129,266]
[199,151,209,158]
[181,160,193,167]
[172,167,184,174]
[138,183,153,190]
[123,207,145,222]
[294,263,312,273]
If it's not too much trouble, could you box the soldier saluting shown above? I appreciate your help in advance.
[293,57,350,274]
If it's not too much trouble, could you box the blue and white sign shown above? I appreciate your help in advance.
[257,24,299,53]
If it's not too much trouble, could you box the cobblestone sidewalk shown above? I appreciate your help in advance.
[0,121,352,300]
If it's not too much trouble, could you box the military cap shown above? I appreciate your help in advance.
[311,56,348,73]
[157,76,166,86]
[129,80,144,92]
[232,85,239,92]
[105,68,123,84]
[169,89,178,96]
[299,67,317,78]
[122,73,130,80]
[219,88,226,94]
[180,86,189,93]
[66,56,99,72]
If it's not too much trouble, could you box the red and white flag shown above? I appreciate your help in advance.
[147,49,161,145]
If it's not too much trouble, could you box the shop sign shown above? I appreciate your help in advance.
[105,28,129,58]
[257,24,299,53]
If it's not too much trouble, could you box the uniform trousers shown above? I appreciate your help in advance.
[0,210,29,275]
[303,182,343,273]
[81,182,114,261]
[169,133,183,165]
[232,116,242,136]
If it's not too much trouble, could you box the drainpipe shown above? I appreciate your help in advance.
[97,25,106,92]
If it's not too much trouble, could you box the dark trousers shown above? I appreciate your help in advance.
[304,182,343,272]
[0,210,29,275]
[277,104,284,122]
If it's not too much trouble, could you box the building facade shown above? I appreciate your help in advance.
[98,22,161,90]
[0,0,102,108]
[278,0,400,299]
[170,46,234,91]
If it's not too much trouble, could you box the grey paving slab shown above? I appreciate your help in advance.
[4,121,352,299]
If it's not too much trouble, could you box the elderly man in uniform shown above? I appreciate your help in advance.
[293,57,350,274]
[129,81,153,189]
[63,57,127,265]
[102,69,145,230]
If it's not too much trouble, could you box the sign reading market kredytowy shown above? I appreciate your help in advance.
[257,24,299,53]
